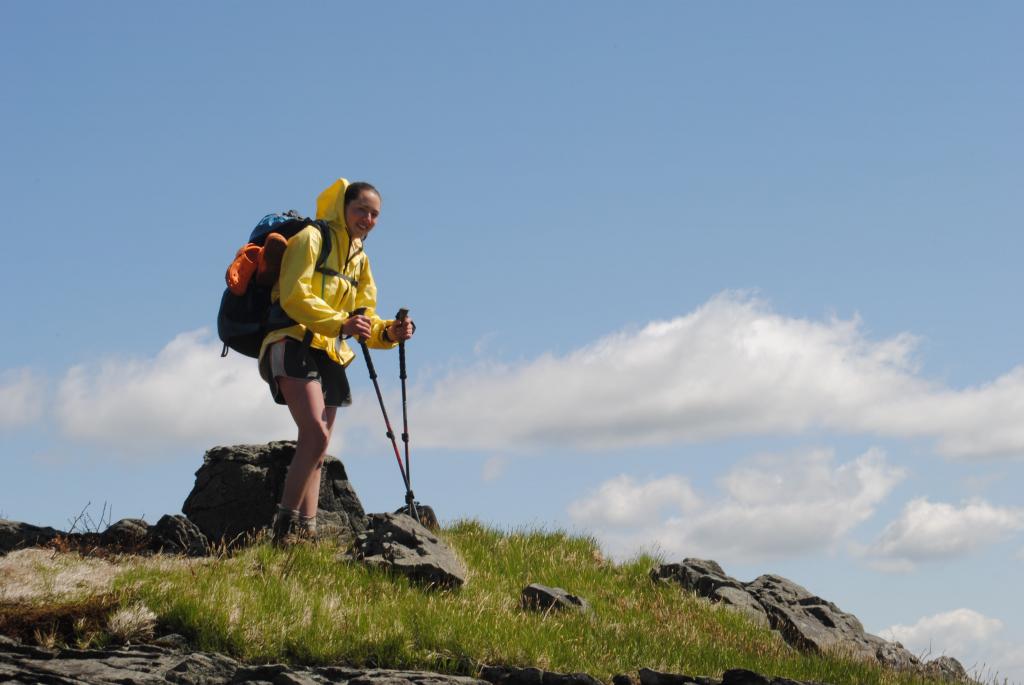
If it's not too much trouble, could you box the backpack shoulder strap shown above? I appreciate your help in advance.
[312,220,332,272]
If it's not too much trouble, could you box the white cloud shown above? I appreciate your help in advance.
[866,499,1024,569]
[568,448,905,563]
[567,474,700,528]
[56,330,299,455]
[413,293,1024,459]
[0,369,44,429]
[881,609,1003,656]
[879,609,1024,683]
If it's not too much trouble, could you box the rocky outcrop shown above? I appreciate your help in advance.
[0,520,62,554]
[480,665,603,685]
[0,516,209,558]
[651,559,969,677]
[355,513,467,588]
[0,635,489,685]
[651,561,768,628]
[182,441,368,545]
[0,636,889,685]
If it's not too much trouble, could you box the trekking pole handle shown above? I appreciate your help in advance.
[395,308,409,380]
[349,307,369,342]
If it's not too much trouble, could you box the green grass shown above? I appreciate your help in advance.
[105,520,946,685]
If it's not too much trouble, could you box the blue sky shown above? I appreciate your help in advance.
[2,1,1022,680]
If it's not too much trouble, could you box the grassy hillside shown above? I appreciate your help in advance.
[1,520,942,685]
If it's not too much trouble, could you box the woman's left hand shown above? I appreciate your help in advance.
[388,318,415,341]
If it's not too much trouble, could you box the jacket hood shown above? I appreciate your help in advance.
[315,177,350,231]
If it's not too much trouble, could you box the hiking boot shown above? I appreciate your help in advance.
[298,514,319,543]
[272,506,303,548]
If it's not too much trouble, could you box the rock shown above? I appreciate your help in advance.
[865,633,920,671]
[0,635,489,685]
[652,560,768,628]
[101,518,150,548]
[721,670,771,685]
[393,503,440,531]
[479,665,602,685]
[0,519,62,555]
[653,560,920,671]
[744,574,919,669]
[521,583,590,613]
[181,441,368,545]
[651,559,745,596]
[638,667,719,685]
[150,515,208,556]
[355,513,466,588]
[150,633,189,651]
[710,586,770,628]
[923,655,971,682]
[744,574,863,654]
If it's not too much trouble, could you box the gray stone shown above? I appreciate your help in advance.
[744,574,920,670]
[479,665,602,685]
[864,633,920,671]
[101,518,151,548]
[393,503,440,531]
[653,560,922,671]
[712,586,770,628]
[181,441,368,545]
[651,559,746,596]
[638,668,713,685]
[923,655,971,683]
[0,519,62,555]
[150,634,189,651]
[0,636,490,685]
[652,560,767,628]
[721,670,771,685]
[150,515,208,556]
[355,513,466,588]
[521,583,590,613]
[745,574,863,654]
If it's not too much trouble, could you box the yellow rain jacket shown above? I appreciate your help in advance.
[259,178,397,367]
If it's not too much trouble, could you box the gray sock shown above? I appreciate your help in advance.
[299,514,317,533]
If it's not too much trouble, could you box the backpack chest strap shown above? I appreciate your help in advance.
[318,267,358,287]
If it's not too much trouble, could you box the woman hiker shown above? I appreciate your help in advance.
[259,178,415,546]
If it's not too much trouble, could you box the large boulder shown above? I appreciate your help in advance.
[181,441,367,545]
[652,561,920,670]
[744,574,919,668]
[355,512,467,588]
[0,520,62,555]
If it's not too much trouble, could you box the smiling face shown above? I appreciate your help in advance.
[344,189,381,241]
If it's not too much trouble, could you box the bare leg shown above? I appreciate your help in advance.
[296,406,337,518]
[278,377,332,518]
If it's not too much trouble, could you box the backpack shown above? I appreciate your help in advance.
[217,211,333,358]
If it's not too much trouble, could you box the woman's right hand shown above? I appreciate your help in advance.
[341,314,372,339]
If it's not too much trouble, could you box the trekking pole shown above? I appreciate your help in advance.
[351,308,417,518]
[394,308,414,518]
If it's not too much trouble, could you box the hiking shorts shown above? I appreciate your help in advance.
[259,338,352,408]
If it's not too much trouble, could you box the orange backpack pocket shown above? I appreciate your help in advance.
[226,243,262,295]
[256,232,289,287]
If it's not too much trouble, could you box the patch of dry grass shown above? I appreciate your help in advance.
[0,549,123,603]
